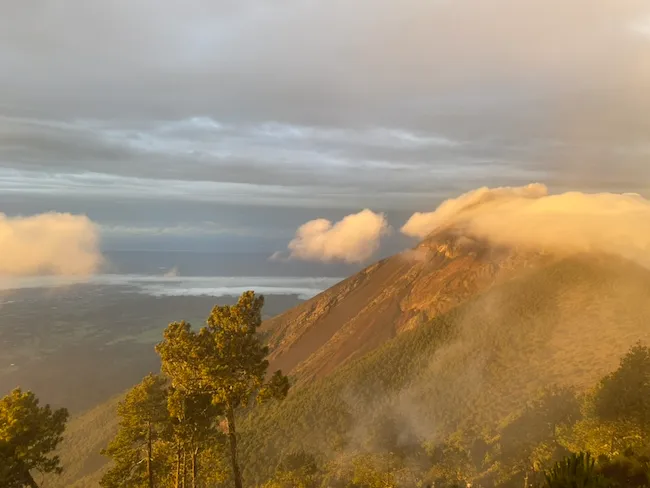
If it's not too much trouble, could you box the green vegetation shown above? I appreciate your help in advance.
[0,389,69,487]
[100,291,289,488]
[542,453,608,488]
[6,257,650,487]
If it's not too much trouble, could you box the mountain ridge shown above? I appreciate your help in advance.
[263,231,552,383]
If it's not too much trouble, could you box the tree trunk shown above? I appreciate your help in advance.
[191,447,198,488]
[181,450,186,488]
[175,445,182,488]
[226,403,243,488]
[147,422,154,488]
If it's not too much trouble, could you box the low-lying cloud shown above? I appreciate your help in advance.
[286,209,390,263]
[0,212,102,276]
[401,184,650,266]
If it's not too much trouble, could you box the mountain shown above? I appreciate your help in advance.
[48,232,650,486]
[240,251,650,482]
[263,231,548,383]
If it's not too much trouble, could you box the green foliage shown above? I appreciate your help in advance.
[499,386,580,481]
[350,453,399,487]
[156,292,274,407]
[238,311,456,484]
[597,453,650,488]
[33,260,650,486]
[261,450,321,488]
[100,374,170,488]
[156,291,289,488]
[100,374,229,488]
[595,342,650,432]
[0,388,69,488]
[542,453,610,488]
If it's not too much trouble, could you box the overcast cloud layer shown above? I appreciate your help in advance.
[1,0,649,253]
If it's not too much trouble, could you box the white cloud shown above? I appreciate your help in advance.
[287,209,390,263]
[0,274,342,300]
[0,212,102,276]
[401,184,650,266]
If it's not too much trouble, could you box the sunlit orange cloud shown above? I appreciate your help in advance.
[402,184,650,267]
[284,210,390,263]
[0,212,103,276]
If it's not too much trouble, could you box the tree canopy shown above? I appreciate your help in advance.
[0,388,68,488]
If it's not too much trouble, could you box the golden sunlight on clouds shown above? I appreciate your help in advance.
[0,212,103,276]
[286,209,390,263]
[402,184,650,266]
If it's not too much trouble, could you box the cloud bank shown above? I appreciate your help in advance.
[401,184,650,266]
[0,212,102,276]
[287,210,390,263]
[0,274,341,299]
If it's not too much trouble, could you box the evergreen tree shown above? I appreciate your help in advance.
[542,452,609,488]
[100,374,170,488]
[167,388,225,488]
[595,342,650,434]
[0,389,68,488]
[156,291,289,488]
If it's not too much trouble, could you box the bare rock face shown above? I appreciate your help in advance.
[263,231,549,384]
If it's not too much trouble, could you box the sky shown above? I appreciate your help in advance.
[1,0,650,261]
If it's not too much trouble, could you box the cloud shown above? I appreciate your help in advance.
[268,251,289,263]
[0,274,342,300]
[401,184,650,266]
[163,266,180,278]
[401,184,548,238]
[1,1,650,241]
[287,210,390,263]
[0,212,102,276]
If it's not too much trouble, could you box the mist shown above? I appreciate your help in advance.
[0,212,102,276]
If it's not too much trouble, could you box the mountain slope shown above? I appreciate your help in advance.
[50,237,650,487]
[240,255,650,483]
[263,232,546,383]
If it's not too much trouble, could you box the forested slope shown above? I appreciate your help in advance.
[50,252,650,486]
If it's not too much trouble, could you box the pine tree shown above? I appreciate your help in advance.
[100,374,170,488]
[156,291,290,488]
[0,389,69,488]
[167,388,225,488]
[543,452,609,488]
[595,342,650,434]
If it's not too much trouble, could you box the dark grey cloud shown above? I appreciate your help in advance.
[1,0,649,251]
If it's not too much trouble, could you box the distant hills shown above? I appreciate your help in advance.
[49,230,650,486]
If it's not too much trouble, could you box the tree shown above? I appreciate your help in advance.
[100,374,170,488]
[542,452,610,488]
[595,342,650,435]
[0,389,69,488]
[156,291,289,488]
[167,388,225,488]
[597,453,650,488]
[557,394,645,458]
[500,386,580,483]
[262,451,321,488]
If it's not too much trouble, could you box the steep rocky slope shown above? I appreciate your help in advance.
[263,231,549,382]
